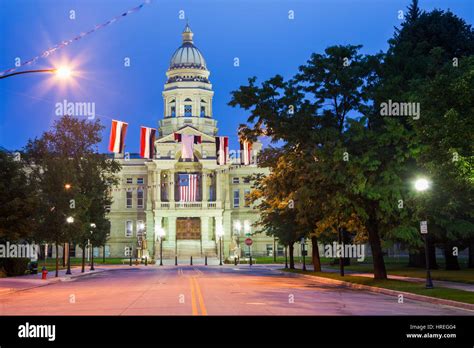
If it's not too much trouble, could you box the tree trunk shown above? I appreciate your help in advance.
[62,243,66,267]
[81,243,86,273]
[367,220,387,279]
[444,243,460,270]
[289,243,295,269]
[469,240,474,268]
[311,236,321,272]
[342,230,351,266]
[55,243,59,277]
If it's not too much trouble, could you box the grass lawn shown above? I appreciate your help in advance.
[39,257,135,272]
[324,260,474,284]
[248,256,331,264]
[284,269,474,305]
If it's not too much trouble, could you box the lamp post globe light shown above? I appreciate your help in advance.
[216,224,224,266]
[156,227,165,266]
[414,177,434,289]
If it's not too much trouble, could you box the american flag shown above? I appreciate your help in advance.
[179,174,198,201]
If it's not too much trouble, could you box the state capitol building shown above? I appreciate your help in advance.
[106,24,276,261]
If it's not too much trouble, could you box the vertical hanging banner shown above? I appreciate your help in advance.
[140,126,156,159]
[174,133,202,160]
[109,120,128,153]
[215,136,229,165]
[240,140,253,165]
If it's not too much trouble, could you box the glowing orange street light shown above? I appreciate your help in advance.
[54,66,73,79]
[64,183,72,190]
[0,66,74,80]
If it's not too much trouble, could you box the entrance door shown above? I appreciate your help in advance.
[176,217,201,240]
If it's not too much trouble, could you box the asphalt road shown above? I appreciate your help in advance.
[0,265,471,315]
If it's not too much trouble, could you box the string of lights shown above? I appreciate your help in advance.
[0,1,151,77]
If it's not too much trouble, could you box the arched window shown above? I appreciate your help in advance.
[200,99,207,117]
[169,99,176,117]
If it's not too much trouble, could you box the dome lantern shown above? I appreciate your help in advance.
[169,23,206,70]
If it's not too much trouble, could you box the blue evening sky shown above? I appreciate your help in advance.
[1,0,473,153]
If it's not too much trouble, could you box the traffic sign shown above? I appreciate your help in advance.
[245,238,253,246]
[420,221,428,234]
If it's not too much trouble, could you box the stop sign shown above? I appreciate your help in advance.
[245,238,253,246]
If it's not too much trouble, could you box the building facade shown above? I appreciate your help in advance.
[106,25,273,260]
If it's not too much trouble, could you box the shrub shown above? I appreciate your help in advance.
[0,258,30,276]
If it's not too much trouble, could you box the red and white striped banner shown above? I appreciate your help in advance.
[240,140,253,165]
[140,126,156,159]
[216,136,229,165]
[108,120,128,153]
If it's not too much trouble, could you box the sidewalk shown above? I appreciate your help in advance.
[294,264,474,292]
[0,265,120,296]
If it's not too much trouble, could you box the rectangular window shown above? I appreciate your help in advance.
[266,244,273,256]
[171,106,176,117]
[243,177,251,184]
[137,190,144,208]
[244,189,251,207]
[137,177,144,184]
[126,178,133,184]
[136,220,144,238]
[233,189,240,208]
[126,191,132,208]
[184,105,192,117]
[232,177,240,184]
[125,221,133,237]
[277,245,284,256]
[200,106,206,117]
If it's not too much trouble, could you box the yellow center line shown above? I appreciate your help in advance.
[189,277,198,315]
[193,277,208,315]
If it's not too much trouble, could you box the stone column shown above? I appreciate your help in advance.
[147,168,153,209]
[215,170,221,204]
[222,212,232,258]
[169,169,175,205]
[201,216,209,242]
[146,211,155,258]
[164,216,177,255]
[202,170,208,203]
[155,169,161,203]
[224,172,231,209]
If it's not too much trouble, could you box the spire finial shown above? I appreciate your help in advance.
[182,20,193,43]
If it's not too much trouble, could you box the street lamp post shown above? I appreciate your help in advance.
[216,225,224,266]
[284,245,288,269]
[414,178,434,289]
[90,223,96,271]
[157,227,165,266]
[65,216,74,275]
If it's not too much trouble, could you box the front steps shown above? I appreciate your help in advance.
[157,240,217,259]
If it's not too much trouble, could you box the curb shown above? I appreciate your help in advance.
[281,270,474,312]
[0,268,108,297]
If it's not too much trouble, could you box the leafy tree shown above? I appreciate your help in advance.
[378,1,474,268]
[25,115,120,276]
[0,149,38,241]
